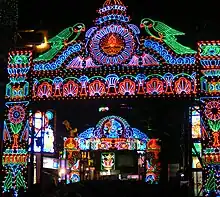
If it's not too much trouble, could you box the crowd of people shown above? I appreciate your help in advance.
[2,180,190,197]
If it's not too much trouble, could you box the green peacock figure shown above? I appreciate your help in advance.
[34,23,85,62]
[140,18,196,54]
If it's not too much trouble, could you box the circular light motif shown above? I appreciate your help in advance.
[8,105,25,124]
[204,101,220,120]
[100,33,125,55]
[64,138,78,150]
[89,24,135,65]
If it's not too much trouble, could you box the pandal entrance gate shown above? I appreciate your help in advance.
[1,0,220,196]
[61,115,160,183]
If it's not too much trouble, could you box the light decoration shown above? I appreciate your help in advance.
[192,142,202,168]
[3,46,32,197]
[99,107,109,112]
[63,123,80,183]
[96,0,128,25]
[31,72,197,100]
[33,23,85,62]
[101,152,115,171]
[191,106,202,139]
[190,106,203,196]
[33,43,82,71]
[88,24,136,65]
[78,115,148,141]
[198,41,220,196]
[143,39,195,65]
[140,18,196,55]
[43,157,59,169]
[145,139,161,184]
[29,0,198,75]
[28,110,55,153]
[198,41,220,68]
[4,0,220,195]
[85,0,141,67]
[200,98,220,196]
[8,105,26,124]
[2,101,29,195]
[6,51,32,101]
[8,51,32,79]
[61,115,160,184]
[34,52,159,70]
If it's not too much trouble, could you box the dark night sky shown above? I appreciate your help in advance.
[18,0,220,46]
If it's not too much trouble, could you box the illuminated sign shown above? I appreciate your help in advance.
[29,110,55,153]
[43,157,58,169]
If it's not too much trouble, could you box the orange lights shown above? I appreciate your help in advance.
[204,154,220,164]
[212,132,220,147]
[147,139,161,151]
[64,138,78,150]
[2,154,28,165]
[100,33,124,55]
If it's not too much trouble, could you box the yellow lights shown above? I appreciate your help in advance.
[25,44,33,48]
[19,30,35,33]
[43,35,48,43]
[35,35,50,52]
[36,42,49,50]
[19,29,49,52]
[59,168,66,176]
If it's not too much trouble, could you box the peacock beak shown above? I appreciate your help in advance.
[140,23,144,28]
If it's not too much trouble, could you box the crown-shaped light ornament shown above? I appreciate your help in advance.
[95,0,130,25]
[102,153,115,170]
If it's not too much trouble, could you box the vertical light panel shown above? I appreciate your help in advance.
[191,106,203,196]
[145,139,161,184]
[64,137,80,183]
[192,106,202,139]
[2,50,32,196]
[29,110,55,154]
[201,98,220,196]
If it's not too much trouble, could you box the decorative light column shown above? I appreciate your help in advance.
[2,50,32,196]
[198,41,220,196]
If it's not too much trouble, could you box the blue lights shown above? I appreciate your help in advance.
[144,40,196,65]
[96,14,130,25]
[7,67,30,76]
[78,115,148,140]
[200,59,220,67]
[201,70,220,77]
[33,43,82,71]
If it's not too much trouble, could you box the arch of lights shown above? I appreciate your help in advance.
[1,0,220,196]
[61,115,160,184]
